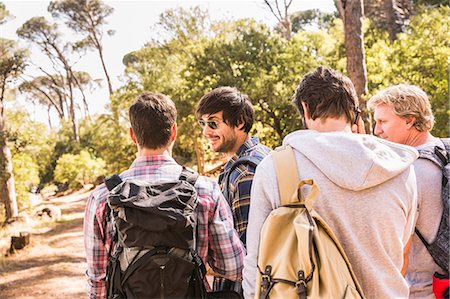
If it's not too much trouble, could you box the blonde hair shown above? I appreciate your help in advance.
[368,84,434,132]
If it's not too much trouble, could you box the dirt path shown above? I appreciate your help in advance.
[0,190,90,299]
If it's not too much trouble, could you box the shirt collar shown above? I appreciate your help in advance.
[129,153,177,169]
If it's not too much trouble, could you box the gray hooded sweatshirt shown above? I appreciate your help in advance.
[243,130,418,299]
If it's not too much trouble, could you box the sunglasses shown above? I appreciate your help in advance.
[197,119,224,130]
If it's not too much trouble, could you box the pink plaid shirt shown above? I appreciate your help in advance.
[83,154,245,299]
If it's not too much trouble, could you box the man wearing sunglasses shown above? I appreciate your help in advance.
[196,86,271,293]
[84,92,245,298]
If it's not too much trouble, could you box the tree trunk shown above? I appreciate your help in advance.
[193,137,204,175]
[97,45,113,96]
[343,0,368,100]
[0,93,18,222]
[384,0,403,42]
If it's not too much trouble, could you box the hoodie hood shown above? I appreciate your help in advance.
[283,130,418,191]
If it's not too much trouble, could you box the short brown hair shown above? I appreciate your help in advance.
[293,66,359,123]
[195,86,254,133]
[129,92,177,149]
[367,84,434,132]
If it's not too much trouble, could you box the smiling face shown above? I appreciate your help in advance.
[373,103,412,144]
[199,111,240,154]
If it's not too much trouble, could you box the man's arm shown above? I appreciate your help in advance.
[84,192,111,299]
[207,182,245,281]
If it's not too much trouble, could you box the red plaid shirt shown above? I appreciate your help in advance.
[84,154,245,299]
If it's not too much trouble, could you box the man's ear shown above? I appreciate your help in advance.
[171,123,177,142]
[301,102,311,120]
[129,127,137,144]
[405,117,416,129]
[167,124,177,156]
[236,117,245,130]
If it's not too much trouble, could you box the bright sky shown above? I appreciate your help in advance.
[1,0,335,124]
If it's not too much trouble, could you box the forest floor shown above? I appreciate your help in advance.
[0,189,89,299]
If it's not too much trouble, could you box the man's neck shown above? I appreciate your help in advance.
[225,134,250,159]
[311,117,353,133]
[404,131,434,147]
[137,147,170,157]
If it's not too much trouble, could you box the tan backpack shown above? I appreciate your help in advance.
[254,145,364,299]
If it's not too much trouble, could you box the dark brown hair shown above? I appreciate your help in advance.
[293,66,359,123]
[195,86,254,133]
[129,92,177,149]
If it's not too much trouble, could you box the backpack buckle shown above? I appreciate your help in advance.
[296,270,307,298]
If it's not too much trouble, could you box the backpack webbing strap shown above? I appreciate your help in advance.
[179,167,200,186]
[272,146,320,209]
[105,174,123,191]
[272,146,299,206]
[222,155,262,200]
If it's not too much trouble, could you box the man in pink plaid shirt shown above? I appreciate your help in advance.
[83,92,245,298]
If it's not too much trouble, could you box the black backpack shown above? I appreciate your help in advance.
[416,138,449,274]
[104,167,207,299]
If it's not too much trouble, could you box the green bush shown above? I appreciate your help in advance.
[12,152,40,209]
[54,150,106,189]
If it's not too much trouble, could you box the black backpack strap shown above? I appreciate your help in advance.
[179,166,199,186]
[416,138,450,271]
[105,174,123,191]
[222,156,262,199]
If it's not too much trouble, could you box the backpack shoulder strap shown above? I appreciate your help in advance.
[272,145,320,209]
[104,174,123,191]
[418,138,450,169]
[179,167,199,186]
[222,155,263,198]
[229,155,262,174]
[272,145,299,206]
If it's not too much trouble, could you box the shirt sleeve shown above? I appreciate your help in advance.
[84,192,111,299]
[207,182,245,281]
[243,158,278,299]
[231,173,254,246]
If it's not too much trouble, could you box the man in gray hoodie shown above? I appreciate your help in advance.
[243,66,419,299]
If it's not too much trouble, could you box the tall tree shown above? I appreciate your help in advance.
[336,0,368,101]
[363,0,412,42]
[19,71,93,125]
[0,3,28,222]
[48,0,114,96]
[17,17,81,142]
[264,0,293,40]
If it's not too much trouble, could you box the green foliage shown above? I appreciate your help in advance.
[287,9,338,32]
[54,150,106,189]
[6,108,55,192]
[0,2,11,25]
[0,38,28,97]
[79,114,135,174]
[366,6,450,137]
[12,153,39,209]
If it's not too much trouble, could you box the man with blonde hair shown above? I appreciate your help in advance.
[368,84,449,299]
